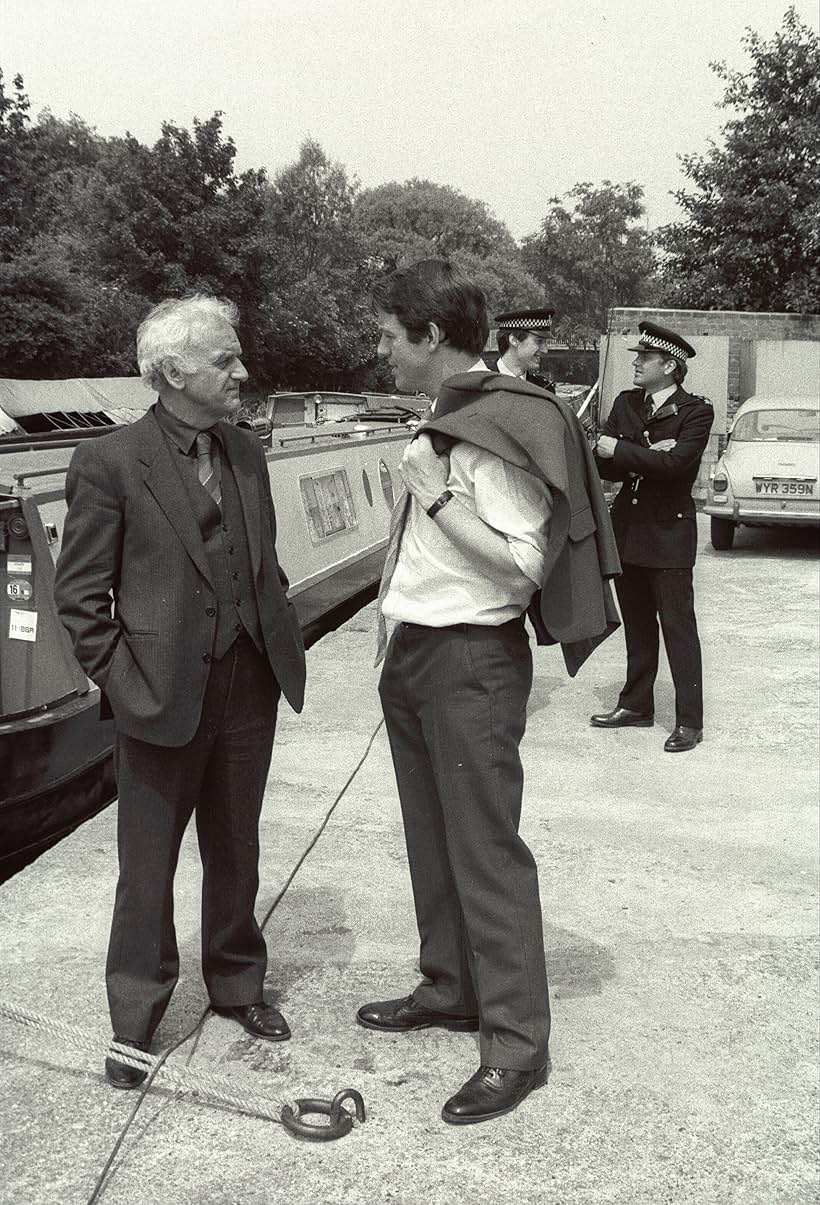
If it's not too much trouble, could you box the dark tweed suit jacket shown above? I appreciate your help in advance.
[55,406,306,747]
[423,371,622,676]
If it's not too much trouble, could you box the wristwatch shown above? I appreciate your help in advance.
[426,490,453,520]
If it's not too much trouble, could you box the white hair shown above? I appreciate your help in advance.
[136,294,240,390]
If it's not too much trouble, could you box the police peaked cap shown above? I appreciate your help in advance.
[494,308,556,336]
[628,321,696,361]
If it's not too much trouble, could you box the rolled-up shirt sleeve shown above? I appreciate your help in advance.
[449,443,552,586]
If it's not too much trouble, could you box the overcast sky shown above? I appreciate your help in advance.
[3,0,816,239]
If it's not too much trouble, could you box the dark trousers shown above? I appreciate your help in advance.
[106,635,280,1043]
[378,620,550,1071]
[615,563,703,728]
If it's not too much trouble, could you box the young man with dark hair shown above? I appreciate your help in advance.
[370,259,489,360]
[357,260,620,1125]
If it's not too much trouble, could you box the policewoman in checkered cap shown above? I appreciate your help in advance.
[473,307,556,391]
[591,320,714,753]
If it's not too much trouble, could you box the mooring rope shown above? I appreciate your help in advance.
[0,713,386,1201]
[0,1001,292,1124]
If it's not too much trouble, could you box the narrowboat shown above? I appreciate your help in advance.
[0,380,418,881]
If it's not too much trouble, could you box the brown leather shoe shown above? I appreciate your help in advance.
[357,994,479,1033]
[105,1037,150,1090]
[590,706,654,728]
[215,1001,291,1042]
[664,726,703,752]
[442,1063,549,1125]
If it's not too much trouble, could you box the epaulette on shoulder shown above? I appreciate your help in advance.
[691,394,713,407]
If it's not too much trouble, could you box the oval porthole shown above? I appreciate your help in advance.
[378,459,395,509]
[362,467,373,507]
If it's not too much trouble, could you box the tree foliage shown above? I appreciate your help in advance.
[354,178,546,318]
[253,140,376,389]
[355,178,518,261]
[89,115,268,302]
[521,181,657,344]
[0,69,35,259]
[659,7,820,312]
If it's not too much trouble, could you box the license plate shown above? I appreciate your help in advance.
[754,479,816,496]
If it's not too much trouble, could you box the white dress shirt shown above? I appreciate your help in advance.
[381,440,552,628]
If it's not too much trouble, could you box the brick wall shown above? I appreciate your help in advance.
[611,307,820,413]
[611,307,820,341]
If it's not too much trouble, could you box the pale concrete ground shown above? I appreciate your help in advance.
[1,515,818,1205]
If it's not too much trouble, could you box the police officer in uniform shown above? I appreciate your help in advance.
[474,308,556,391]
[590,321,713,752]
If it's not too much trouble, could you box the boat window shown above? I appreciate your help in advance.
[14,410,116,434]
[732,409,820,442]
[378,459,395,509]
[362,468,373,507]
[299,470,358,542]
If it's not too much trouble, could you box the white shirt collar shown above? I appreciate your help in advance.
[647,383,677,412]
[468,355,521,377]
[496,353,524,378]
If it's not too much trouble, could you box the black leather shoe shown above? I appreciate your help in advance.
[105,1037,150,1090]
[664,726,703,752]
[357,994,479,1033]
[590,706,654,728]
[442,1063,549,1125]
[215,1001,291,1042]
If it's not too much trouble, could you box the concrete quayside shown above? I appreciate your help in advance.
[0,515,818,1204]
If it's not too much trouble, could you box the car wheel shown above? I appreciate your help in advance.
[710,515,736,550]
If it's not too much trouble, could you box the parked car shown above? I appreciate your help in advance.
[704,395,820,549]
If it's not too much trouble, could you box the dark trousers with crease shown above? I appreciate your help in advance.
[378,619,550,1071]
[615,562,703,728]
[106,634,279,1044]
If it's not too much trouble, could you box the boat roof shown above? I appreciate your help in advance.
[0,377,153,433]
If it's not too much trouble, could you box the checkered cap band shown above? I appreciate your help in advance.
[638,333,690,360]
[498,317,552,332]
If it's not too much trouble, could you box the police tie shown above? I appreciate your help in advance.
[195,431,222,508]
[374,488,409,666]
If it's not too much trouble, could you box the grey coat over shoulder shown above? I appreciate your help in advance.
[424,371,622,677]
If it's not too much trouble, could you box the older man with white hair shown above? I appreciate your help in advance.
[55,295,306,1088]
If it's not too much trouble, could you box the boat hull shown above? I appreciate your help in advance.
[0,419,408,881]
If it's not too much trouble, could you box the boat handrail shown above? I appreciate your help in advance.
[272,424,411,447]
[10,467,71,489]
[0,426,127,455]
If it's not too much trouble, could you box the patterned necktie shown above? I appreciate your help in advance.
[195,431,221,508]
[375,488,410,666]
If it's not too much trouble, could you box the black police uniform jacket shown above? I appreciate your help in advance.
[594,386,713,569]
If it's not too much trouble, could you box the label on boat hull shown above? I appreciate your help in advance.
[9,609,38,641]
[7,579,33,602]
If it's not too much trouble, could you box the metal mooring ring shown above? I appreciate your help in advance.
[280,1088,366,1142]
